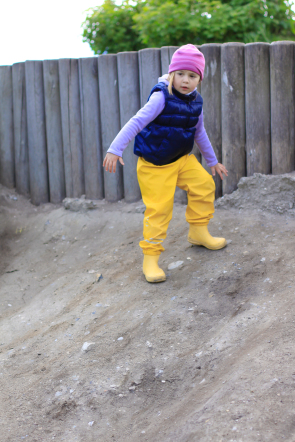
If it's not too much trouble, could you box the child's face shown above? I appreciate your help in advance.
[173,70,200,94]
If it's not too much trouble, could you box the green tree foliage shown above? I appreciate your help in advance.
[82,0,144,54]
[82,0,295,54]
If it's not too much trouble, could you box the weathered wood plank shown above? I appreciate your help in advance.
[98,54,123,202]
[221,43,246,195]
[138,48,161,107]
[79,57,104,199]
[25,61,48,204]
[12,62,29,196]
[0,66,15,188]
[43,59,65,203]
[59,59,84,197]
[200,44,222,198]
[117,51,141,202]
[270,41,295,174]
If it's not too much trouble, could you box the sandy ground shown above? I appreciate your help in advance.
[0,175,295,442]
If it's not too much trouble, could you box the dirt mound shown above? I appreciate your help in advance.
[216,172,295,215]
[0,179,295,441]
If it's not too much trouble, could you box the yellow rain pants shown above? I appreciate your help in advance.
[137,154,215,256]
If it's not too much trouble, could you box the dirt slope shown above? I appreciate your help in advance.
[0,175,295,442]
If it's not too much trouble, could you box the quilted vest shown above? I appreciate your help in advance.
[134,82,203,166]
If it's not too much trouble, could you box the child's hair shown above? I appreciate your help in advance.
[167,72,175,95]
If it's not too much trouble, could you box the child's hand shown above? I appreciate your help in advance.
[210,163,228,180]
[103,152,125,173]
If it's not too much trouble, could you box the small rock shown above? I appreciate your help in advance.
[129,386,136,391]
[168,261,184,270]
[199,378,205,384]
[117,337,124,341]
[260,257,265,262]
[81,342,95,352]
[96,273,103,282]
[88,421,94,427]
[63,197,97,212]
[146,341,152,348]
[55,391,62,397]
[227,239,232,244]
[135,204,146,213]
[88,270,96,274]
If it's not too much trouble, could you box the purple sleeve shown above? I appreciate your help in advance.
[194,111,218,167]
[107,91,165,157]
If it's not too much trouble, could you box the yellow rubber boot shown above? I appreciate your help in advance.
[188,225,227,250]
[143,255,166,283]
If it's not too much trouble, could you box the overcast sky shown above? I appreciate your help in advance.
[1,1,295,66]
[0,0,104,66]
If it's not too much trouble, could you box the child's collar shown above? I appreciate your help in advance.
[171,86,198,101]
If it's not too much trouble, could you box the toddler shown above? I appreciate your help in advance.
[103,44,228,283]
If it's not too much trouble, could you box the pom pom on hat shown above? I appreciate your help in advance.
[168,44,205,81]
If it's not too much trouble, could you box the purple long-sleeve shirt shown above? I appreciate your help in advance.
[108,76,218,167]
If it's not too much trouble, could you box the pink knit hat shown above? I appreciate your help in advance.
[168,44,205,81]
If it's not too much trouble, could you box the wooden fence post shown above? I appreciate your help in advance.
[160,46,179,74]
[270,41,295,174]
[58,59,84,198]
[221,43,246,194]
[245,43,271,176]
[0,66,14,189]
[200,44,222,198]
[138,48,161,107]
[98,54,123,202]
[43,60,65,203]
[79,57,104,200]
[12,63,29,196]
[117,51,141,202]
[25,61,49,205]
[160,46,170,75]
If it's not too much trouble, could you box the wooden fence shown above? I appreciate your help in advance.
[0,41,294,205]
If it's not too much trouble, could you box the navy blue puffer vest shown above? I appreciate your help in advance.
[134,82,203,166]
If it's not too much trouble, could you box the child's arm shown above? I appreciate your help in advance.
[103,92,165,173]
[194,112,228,180]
